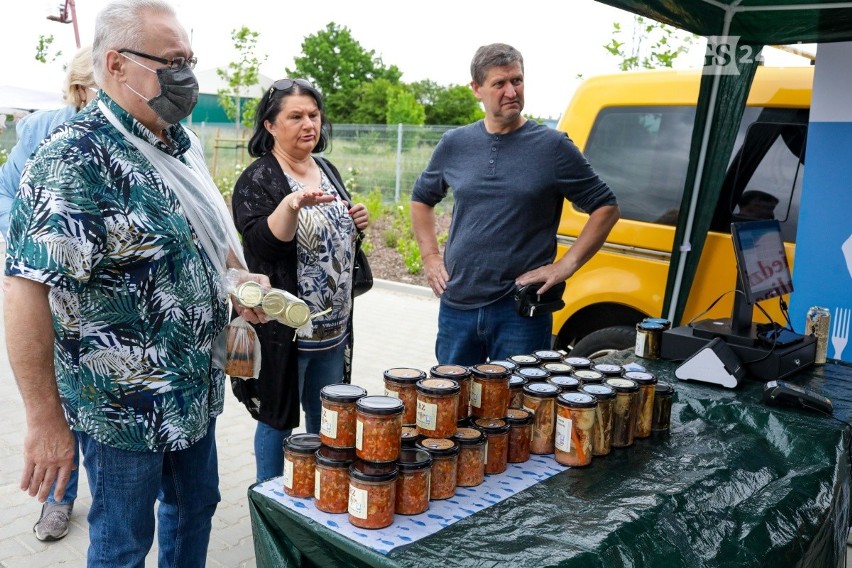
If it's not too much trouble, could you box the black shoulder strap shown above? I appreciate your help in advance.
[315,157,351,203]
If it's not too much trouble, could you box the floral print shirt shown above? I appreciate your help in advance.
[4,93,228,452]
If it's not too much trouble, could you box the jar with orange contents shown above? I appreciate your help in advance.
[430,364,471,420]
[473,418,510,474]
[383,367,426,425]
[523,382,560,455]
[554,392,597,467]
[348,460,398,529]
[320,383,367,448]
[415,378,460,438]
[400,426,419,449]
[355,396,404,463]
[314,447,355,513]
[415,438,460,500]
[395,448,432,515]
[283,433,322,498]
[452,428,486,487]
[469,363,510,419]
[505,408,533,463]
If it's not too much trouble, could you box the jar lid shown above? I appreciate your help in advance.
[416,437,461,456]
[470,363,509,379]
[430,364,471,379]
[384,367,427,384]
[518,367,550,382]
[522,382,560,398]
[557,392,598,408]
[320,383,368,403]
[315,446,356,467]
[452,427,486,446]
[571,369,605,383]
[655,382,675,396]
[473,417,510,434]
[284,433,322,455]
[509,374,528,388]
[564,356,592,369]
[624,371,657,385]
[542,362,573,376]
[591,363,624,376]
[416,378,461,396]
[605,377,639,393]
[397,448,433,471]
[488,359,518,372]
[644,317,671,329]
[356,395,405,415]
[637,322,665,331]
[580,384,616,400]
[548,376,580,391]
[505,408,533,425]
[349,459,398,483]
[508,354,540,367]
[401,426,419,442]
[533,350,563,363]
[235,281,264,307]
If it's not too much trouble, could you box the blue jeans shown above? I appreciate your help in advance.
[78,418,220,568]
[255,339,346,482]
[47,431,80,505]
[437,294,552,366]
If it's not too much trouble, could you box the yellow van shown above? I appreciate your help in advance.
[554,66,812,356]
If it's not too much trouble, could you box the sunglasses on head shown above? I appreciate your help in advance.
[268,78,314,96]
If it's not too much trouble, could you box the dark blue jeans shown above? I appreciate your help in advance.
[79,418,220,568]
[437,294,552,366]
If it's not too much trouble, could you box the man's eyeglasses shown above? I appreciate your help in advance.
[268,78,314,96]
[118,48,197,70]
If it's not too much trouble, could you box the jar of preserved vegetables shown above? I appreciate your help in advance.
[430,364,472,420]
[383,367,426,425]
[548,375,580,393]
[505,408,533,463]
[652,382,674,432]
[522,382,560,454]
[555,392,597,467]
[580,383,616,456]
[469,363,510,419]
[314,446,355,513]
[509,353,541,368]
[355,396,405,463]
[624,371,657,439]
[605,378,639,448]
[415,378,460,438]
[452,428,486,487]
[473,418,511,475]
[320,383,367,448]
[415,438,460,500]
[283,433,322,498]
[395,448,432,515]
[563,356,592,370]
[348,460,398,529]
[533,350,563,364]
[571,369,605,385]
[508,374,528,409]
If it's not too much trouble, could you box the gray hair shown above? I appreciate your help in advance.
[92,0,176,85]
[470,43,524,86]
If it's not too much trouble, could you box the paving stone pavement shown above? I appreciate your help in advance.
[0,278,439,567]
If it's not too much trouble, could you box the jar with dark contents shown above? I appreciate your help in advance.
[548,375,580,393]
[505,408,533,463]
[383,367,426,425]
[563,356,592,370]
[314,447,355,513]
[489,359,518,374]
[416,438,460,500]
[522,382,560,454]
[508,374,528,409]
[452,428,486,487]
[320,383,367,448]
[518,366,550,384]
[348,460,398,529]
[355,396,404,463]
[571,369,605,385]
[395,448,432,515]
[283,433,322,498]
[652,382,674,432]
[634,321,664,359]
[431,364,472,420]
[400,426,419,448]
[591,363,624,378]
[474,418,510,474]
[543,362,573,377]
[415,378,460,438]
[554,392,597,467]
[580,384,616,456]
[624,371,657,439]
[533,350,564,364]
[605,378,639,448]
[469,363,510,419]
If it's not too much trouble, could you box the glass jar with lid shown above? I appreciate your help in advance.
[469,363,510,419]
[522,382,560,454]
[605,378,639,448]
[348,460,398,529]
[320,383,367,448]
[383,367,426,425]
[314,446,355,513]
[415,378,460,438]
[283,433,322,498]
[591,363,624,378]
[580,383,616,456]
[431,364,471,420]
[624,371,657,439]
[571,369,605,385]
[452,428,486,487]
[548,375,580,393]
[489,359,518,374]
[473,418,511,474]
[355,396,405,463]
[563,356,592,370]
[533,350,563,364]
[517,366,550,384]
[400,426,419,448]
[416,438,460,500]
[555,392,597,467]
[505,408,533,463]
[395,448,432,515]
[508,374,528,409]
[652,382,674,432]
[542,362,573,377]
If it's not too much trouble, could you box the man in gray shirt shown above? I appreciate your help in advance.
[411,43,619,366]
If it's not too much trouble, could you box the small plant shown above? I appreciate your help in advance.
[215,163,245,200]
[399,239,422,274]
[383,229,399,249]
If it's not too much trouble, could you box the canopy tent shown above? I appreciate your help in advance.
[595,0,852,324]
[0,85,64,115]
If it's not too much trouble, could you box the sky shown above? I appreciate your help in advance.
[3,0,814,120]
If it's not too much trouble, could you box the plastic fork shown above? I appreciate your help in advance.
[831,306,849,360]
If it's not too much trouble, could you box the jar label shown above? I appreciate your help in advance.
[484,440,489,464]
[355,419,364,450]
[283,458,294,489]
[348,485,369,519]
[470,381,483,408]
[555,415,572,452]
[320,407,338,439]
[416,399,438,430]
[634,330,647,357]
[384,387,400,399]
[315,470,321,499]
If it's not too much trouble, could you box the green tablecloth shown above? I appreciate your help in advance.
[249,355,852,567]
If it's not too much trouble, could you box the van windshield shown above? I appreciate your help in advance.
[582,106,807,242]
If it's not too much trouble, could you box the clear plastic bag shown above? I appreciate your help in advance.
[224,317,262,379]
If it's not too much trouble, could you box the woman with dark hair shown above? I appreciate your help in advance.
[232,78,369,481]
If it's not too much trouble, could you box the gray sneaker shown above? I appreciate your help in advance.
[33,502,73,541]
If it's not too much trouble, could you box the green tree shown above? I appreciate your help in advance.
[349,79,396,124]
[35,34,61,64]
[410,81,483,125]
[604,16,696,70]
[217,26,267,129]
[386,90,425,126]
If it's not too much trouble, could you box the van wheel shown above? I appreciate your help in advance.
[570,326,636,360]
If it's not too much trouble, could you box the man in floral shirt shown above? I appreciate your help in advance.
[3,0,267,565]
